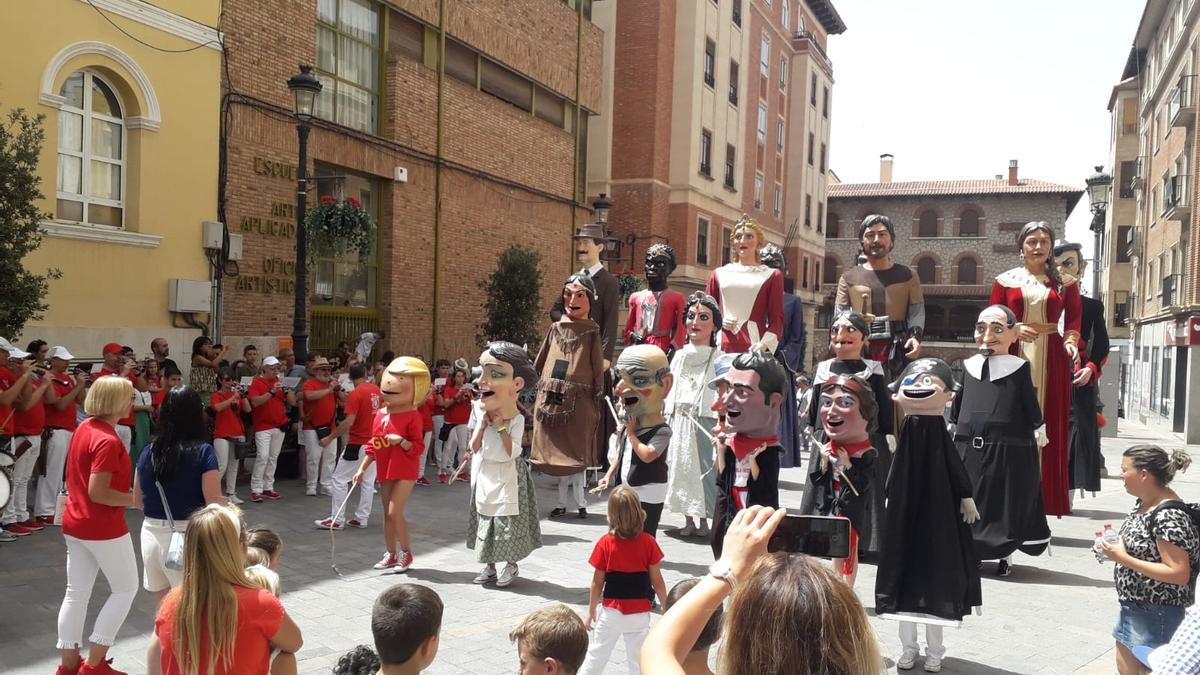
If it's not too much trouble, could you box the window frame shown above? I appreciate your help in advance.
[807,131,814,165]
[724,143,737,189]
[56,70,126,229]
[782,0,790,30]
[760,34,771,78]
[916,256,937,285]
[697,216,710,266]
[778,54,788,91]
[776,118,785,154]
[315,0,383,134]
[729,60,740,105]
[810,71,817,106]
[956,257,979,284]
[819,142,826,174]
[773,183,782,218]
[757,103,768,144]
[311,164,381,310]
[754,172,764,210]
[732,0,742,27]
[918,209,939,237]
[802,255,810,289]
[703,38,716,88]
[700,128,713,176]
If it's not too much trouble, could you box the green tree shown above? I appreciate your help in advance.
[476,244,543,349]
[0,107,59,337]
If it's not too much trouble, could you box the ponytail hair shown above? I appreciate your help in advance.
[1123,444,1192,487]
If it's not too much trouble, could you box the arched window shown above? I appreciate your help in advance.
[959,208,980,236]
[823,255,840,284]
[57,71,124,227]
[826,211,840,238]
[949,305,979,339]
[916,256,937,284]
[957,257,978,284]
[918,209,938,237]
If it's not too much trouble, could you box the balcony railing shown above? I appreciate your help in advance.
[1164,174,1191,220]
[1170,75,1196,128]
[1114,301,1129,326]
[1131,156,1145,192]
[311,307,380,356]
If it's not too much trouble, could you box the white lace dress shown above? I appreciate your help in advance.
[664,344,721,518]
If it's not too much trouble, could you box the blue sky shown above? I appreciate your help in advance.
[827,0,1147,292]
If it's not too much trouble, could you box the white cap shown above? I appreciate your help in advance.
[262,356,281,367]
[49,346,74,361]
[0,337,30,359]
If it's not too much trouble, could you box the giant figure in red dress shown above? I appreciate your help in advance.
[704,216,784,355]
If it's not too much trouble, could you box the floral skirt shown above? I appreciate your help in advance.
[466,455,542,564]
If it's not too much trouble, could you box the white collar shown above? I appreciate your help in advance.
[964,353,1025,381]
[585,262,604,277]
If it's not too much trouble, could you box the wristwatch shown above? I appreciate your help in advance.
[708,560,736,590]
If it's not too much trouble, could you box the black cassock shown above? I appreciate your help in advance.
[1069,295,1109,492]
[875,415,981,622]
[951,357,1052,560]
[799,358,893,555]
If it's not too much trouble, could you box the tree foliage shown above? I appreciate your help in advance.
[0,107,59,337]
[476,244,543,350]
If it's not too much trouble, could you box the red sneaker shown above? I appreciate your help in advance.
[55,663,82,675]
[437,473,447,484]
[262,490,282,500]
[3,523,32,536]
[80,659,127,675]
[373,551,399,569]
[393,549,414,573]
[37,516,57,526]
[250,492,263,503]
[313,518,343,530]
[458,471,471,482]
[19,518,44,531]
[347,519,367,528]
[416,477,431,486]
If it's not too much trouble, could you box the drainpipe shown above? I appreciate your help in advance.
[572,0,584,248]
[432,0,446,358]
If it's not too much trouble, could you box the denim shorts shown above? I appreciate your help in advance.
[1113,601,1187,649]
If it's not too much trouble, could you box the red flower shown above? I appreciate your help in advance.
[320,195,334,205]
[347,196,361,209]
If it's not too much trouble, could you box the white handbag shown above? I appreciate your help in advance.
[151,456,185,571]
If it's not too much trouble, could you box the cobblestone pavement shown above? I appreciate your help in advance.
[2,419,1196,674]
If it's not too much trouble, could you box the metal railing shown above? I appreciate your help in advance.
[1169,75,1196,123]
[1164,174,1191,213]
[310,307,380,355]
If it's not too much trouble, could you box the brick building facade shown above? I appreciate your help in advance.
[587,0,844,367]
[826,157,1082,366]
[218,0,602,361]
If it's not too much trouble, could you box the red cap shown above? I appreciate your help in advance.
[102,342,124,355]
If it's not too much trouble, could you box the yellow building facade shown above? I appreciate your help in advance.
[1,0,220,363]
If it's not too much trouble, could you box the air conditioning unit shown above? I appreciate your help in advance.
[168,279,212,313]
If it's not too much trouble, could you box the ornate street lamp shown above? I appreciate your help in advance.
[287,64,322,363]
[1086,165,1113,298]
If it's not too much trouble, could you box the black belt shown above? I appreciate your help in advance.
[954,433,1033,448]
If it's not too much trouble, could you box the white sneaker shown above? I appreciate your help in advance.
[226,494,243,505]
[923,656,942,673]
[496,562,518,587]
[305,488,317,497]
[897,649,918,670]
[474,565,497,584]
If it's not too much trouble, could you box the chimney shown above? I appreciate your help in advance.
[880,153,894,183]
[1008,159,1019,186]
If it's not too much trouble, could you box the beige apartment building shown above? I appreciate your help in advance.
[588,0,845,366]
[1102,78,1139,418]
[1117,0,1200,442]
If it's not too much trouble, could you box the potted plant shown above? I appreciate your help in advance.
[304,195,376,262]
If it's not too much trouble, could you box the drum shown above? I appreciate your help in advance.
[0,450,13,469]
[0,451,16,510]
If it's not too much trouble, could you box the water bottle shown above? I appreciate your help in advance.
[1093,531,1107,563]
[1103,523,1120,546]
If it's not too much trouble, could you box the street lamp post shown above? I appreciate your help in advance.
[287,64,322,363]
[1085,165,1113,300]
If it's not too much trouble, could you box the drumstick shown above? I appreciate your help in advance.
[803,429,859,496]
[685,414,715,441]
[604,396,621,426]
[447,456,472,485]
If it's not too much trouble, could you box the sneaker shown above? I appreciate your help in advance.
[262,490,282,500]
[19,518,44,531]
[577,508,588,519]
[416,477,431,486]
[54,662,82,675]
[996,559,1012,577]
[37,515,57,526]
[393,550,414,573]
[474,564,497,584]
[347,519,367,529]
[373,551,399,569]
[459,471,471,482]
[226,494,244,505]
[80,659,126,675]
[496,562,518,587]
[305,488,317,497]
[897,648,918,670]
[250,492,263,503]
[437,473,447,484]
[3,523,33,536]
[923,656,943,673]
[314,518,343,531]
[0,530,17,542]
[549,507,567,518]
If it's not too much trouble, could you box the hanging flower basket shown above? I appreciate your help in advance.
[304,196,376,262]
[615,271,643,300]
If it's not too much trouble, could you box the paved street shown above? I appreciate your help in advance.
[1,419,1195,675]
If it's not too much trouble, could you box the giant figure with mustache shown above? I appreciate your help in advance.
[835,214,925,382]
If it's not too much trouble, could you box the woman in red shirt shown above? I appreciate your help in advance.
[149,503,303,675]
[209,369,247,505]
[436,369,474,483]
[55,376,138,675]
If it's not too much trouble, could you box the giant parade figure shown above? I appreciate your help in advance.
[704,216,784,355]
[624,243,686,360]
[757,243,805,469]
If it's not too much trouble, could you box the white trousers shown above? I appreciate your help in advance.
[36,429,71,518]
[899,621,945,659]
[302,429,336,493]
[3,434,42,524]
[438,424,469,472]
[251,428,285,493]
[419,431,431,479]
[57,533,138,649]
[557,474,587,509]
[431,415,445,465]
[115,425,131,453]
[579,606,649,675]
[140,517,185,592]
[212,437,242,495]
[328,446,375,524]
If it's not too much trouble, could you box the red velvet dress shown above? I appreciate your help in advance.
[990,270,1081,517]
[704,264,785,354]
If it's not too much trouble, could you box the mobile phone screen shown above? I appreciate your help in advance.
[767,515,852,558]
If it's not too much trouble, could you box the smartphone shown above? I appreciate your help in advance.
[90,363,104,375]
[767,515,852,559]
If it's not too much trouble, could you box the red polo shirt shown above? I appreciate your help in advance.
[249,376,288,432]
[97,367,138,427]
[45,374,79,431]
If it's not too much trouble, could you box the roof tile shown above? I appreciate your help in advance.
[828,179,1083,199]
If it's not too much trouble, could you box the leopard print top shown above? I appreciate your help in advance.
[1115,502,1200,606]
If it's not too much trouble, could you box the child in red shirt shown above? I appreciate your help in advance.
[579,485,667,675]
[353,357,428,574]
